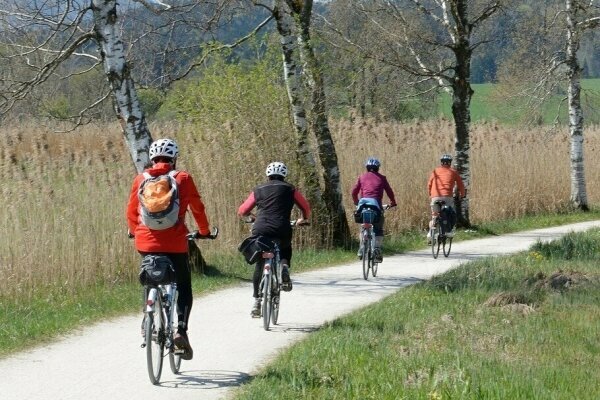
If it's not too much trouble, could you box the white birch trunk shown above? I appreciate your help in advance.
[92,0,152,173]
[566,0,589,210]
[274,0,322,206]
[291,0,351,245]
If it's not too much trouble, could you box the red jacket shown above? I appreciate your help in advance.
[126,162,210,253]
[428,165,465,198]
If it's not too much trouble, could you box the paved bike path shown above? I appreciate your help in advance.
[2,221,600,400]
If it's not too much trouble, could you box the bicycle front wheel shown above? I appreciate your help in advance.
[443,236,453,257]
[262,276,272,331]
[145,297,165,385]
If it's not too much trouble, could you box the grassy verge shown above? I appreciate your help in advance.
[235,229,600,400]
[1,210,599,358]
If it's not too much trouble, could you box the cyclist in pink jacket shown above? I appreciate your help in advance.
[351,158,397,262]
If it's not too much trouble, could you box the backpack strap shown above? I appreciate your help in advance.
[168,170,179,178]
[142,172,152,179]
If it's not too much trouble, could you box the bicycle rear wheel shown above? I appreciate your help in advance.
[362,246,369,280]
[443,236,453,257]
[168,292,182,374]
[372,255,378,277]
[262,276,272,331]
[431,227,440,259]
[169,350,182,374]
[145,296,165,385]
[271,294,280,325]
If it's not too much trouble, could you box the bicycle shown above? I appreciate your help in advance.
[356,204,391,280]
[429,200,452,259]
[244,219,309,331]
[140,228,218,385]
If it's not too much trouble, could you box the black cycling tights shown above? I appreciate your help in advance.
[140,252,192,334]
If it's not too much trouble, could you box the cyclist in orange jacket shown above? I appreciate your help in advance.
[126,138,213,360]
[427,154,465,241]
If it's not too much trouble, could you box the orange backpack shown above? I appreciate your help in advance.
[138,170,180,230]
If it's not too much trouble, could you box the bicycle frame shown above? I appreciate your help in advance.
[145,282,178,350]
[258,242,281,330]
[360,223,375,255]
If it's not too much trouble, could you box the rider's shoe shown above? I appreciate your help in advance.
[357,250,363,260]
[174,331,193,360]
[446,229,455,238]
[251,298,262,318]
[281,265,293,292]
[374,248,383,263]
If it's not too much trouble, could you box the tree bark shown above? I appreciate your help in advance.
[92,0,153,173]
[289,0,351,247]
[566,0,589,211]
[450,0,473,228]
[273,0,322,208]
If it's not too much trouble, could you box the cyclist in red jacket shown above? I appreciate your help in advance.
[427,153,465,242]
[238,162,311,317]
[126,138,214,360]
[351,158,397,262]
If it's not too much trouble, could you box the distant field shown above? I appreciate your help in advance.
[438,79,600,124]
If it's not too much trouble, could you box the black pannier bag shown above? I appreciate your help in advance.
[353,204,381,224]
[439,205,457,234]
[238,236,275,264]
[139,254,176,285]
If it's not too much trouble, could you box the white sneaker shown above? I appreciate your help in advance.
[250,299,261,318]
[446,230,455,238]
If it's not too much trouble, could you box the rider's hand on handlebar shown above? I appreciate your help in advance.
[187,227,219,240]
[383,204,397,210]
[294,218,310,226]
[242,214,256,223]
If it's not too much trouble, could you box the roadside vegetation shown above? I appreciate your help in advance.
[2,115,600,356]
[235,229,600,400]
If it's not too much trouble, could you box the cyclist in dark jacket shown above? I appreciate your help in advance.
[238,161,311,317]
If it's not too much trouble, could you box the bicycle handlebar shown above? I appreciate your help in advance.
[242,215,310,227]
[187,227,219,240]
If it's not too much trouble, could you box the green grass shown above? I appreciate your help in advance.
[235,229,600,400]
[438,79,600,125]
[1,210,599,358]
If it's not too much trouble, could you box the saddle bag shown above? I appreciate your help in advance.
[238,236,275,264]
[139,255,176,285]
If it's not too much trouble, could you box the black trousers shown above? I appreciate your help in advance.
[140,252,192,333]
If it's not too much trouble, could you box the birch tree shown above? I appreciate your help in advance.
[497,0,600,210]
[564,0,600,210]
[253,0,351,245]
[285,0,351,245]
[0,0,238,172]
[321,0,508,227]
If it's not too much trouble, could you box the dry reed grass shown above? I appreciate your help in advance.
[1,118,599,299]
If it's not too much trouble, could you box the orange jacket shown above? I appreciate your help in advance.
[428,165,466,198]
[126,162,210,253]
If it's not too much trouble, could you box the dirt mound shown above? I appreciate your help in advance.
[484,292,536,315]
[530,270,591,291]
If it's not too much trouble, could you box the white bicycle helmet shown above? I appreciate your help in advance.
[365,157,381,168]
[149,138,179,161]
[265,161,288,178]
[440,154,453,164]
